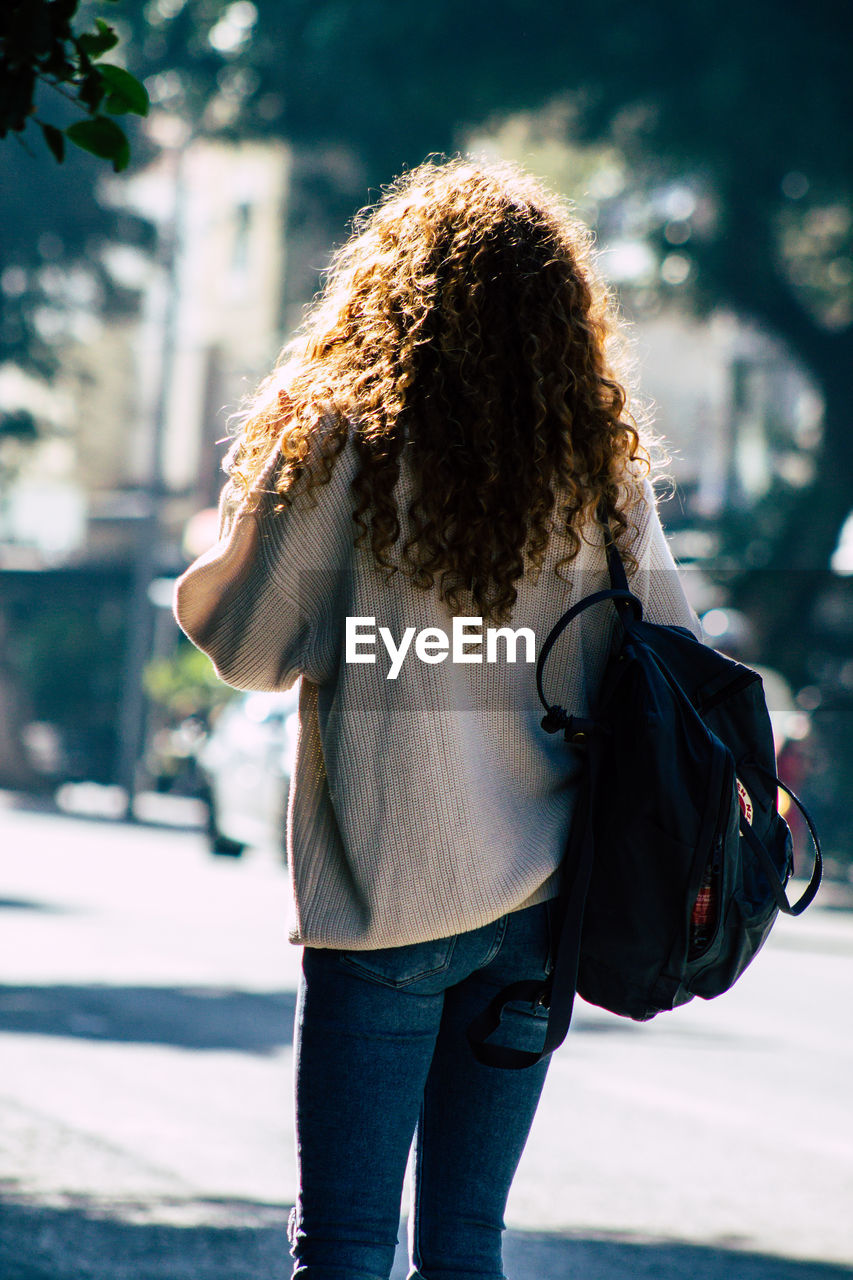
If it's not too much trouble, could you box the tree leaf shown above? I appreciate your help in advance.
[66,116,130,170]
[1,66,37,134]
[78,68,106,112]
[39,121,66,163]
[76,20,120,59]
[98,64,150,117]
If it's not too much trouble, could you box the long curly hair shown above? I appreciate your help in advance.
[227,155,650,620]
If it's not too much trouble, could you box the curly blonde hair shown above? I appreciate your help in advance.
[227,155,650,620]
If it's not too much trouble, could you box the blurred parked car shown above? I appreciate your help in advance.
[199,686,300,856]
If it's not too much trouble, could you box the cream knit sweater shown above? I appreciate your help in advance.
[174,435,699,950]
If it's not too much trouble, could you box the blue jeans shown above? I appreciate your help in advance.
[289,899,556,1280]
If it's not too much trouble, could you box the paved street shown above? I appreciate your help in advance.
[1,792,852,1279]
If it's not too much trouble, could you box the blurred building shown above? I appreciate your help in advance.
[133,137,291,499]
[635,309,822,519]
[0,136,291,566]
[0,136,830,793]
[93,134,292,560]
[0,137,291,789]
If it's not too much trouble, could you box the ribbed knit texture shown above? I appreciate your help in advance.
[174,435,700,950]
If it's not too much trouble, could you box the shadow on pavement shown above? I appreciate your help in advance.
[0,897,70,913]
[0,1196,288,1280]
[500,1230,853,1280]
[0,985,296,1053]
[0,982,648,1051]
[1,1197,851,1280]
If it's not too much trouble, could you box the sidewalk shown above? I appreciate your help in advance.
[1,796,851,1279]
[2,1199,852,1280]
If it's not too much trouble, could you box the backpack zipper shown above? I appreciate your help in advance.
[696,669,760,716]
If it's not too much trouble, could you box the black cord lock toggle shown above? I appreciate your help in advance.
[561,716,604,745]
[540,713,606,746]
[541,706,570,734]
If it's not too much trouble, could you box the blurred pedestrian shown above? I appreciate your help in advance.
[174,155,697,1280]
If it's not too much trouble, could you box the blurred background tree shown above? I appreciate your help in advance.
[6,0,848,658]
[1,0,850,852]
[144,0,850,672]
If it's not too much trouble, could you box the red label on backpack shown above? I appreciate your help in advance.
[737,778,753,825]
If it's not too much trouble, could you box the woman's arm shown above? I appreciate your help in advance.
[173,439,354,690]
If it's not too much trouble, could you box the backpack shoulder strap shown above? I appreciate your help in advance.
[740,771,823,916]
[601,515,630,593]
[535,587,639,713]
[470,517,638,1070]
[467,744,602,1068]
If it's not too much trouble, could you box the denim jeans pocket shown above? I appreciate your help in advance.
[339,934,457,988]
[482,900,557,1023]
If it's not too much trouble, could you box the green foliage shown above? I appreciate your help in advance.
[0,0,148,171]
[2,0,852,670]
[76,18,120,60]
[39,119,65,160]
[66,113,130,168]
[0,107,156,377]
[144,644,237,720]
[98,62,149,115]
[0,409,38,441]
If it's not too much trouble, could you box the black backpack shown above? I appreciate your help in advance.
[469,532,822,1069]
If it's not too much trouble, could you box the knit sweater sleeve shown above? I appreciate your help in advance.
[173,439,356,690]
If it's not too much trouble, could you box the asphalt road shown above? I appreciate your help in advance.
[1,792,852,1280]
